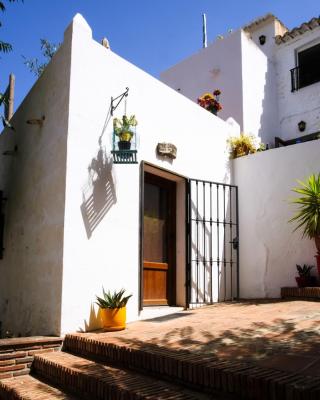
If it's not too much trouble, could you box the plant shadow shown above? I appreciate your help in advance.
[81,145,117,238]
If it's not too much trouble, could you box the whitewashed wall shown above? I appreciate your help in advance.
[0,34,72,336]
[240,31,278,146]
[275,27,320,140]
[60,15,236,334]
[160,23,282,146]
[233,140,320,298]
[160,31,244,132]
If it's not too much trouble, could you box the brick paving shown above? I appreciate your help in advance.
[0,375,78,399]
[32,352,221,399]
[1,300,319,399]
[67,300,320,375]
[0,336,63,380]
[61,300,320,399]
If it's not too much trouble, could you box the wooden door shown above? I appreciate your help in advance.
[143,173,176,306]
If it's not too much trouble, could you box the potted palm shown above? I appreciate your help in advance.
[289,174,320,276]
[113,115,138,150]
[96,288,132,331]
[295,264,316,287]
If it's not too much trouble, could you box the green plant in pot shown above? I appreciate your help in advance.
[113,115,138,151]
[295,264,316,288]
[227,133,265,159]
[96,288,132,331]
[289,174,320,276]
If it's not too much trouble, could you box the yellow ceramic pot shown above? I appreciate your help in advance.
[119,131,133,142]
[100,307,126,331]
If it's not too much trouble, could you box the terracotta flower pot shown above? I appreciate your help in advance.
[295,276,308,288]
[100,307,126,331]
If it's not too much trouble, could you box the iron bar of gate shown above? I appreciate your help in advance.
[236,186,240,299]
[209,183,213,303]
[223,185,226,301]
[186,179,239,306]
[203,182,206,303]
[216,184,220,302]
[186,180,191,305]
[196,180,199,303]
[229,186,233,300]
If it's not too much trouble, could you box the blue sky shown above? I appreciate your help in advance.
[1,0,319,108]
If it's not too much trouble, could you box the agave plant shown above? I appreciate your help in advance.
[96,288,132,309]
[289,174,320,252]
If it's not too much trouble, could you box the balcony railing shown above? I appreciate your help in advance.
[290,65,320,92]
[275,131,320,148]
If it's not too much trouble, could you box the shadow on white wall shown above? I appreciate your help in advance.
[81,145,117,238]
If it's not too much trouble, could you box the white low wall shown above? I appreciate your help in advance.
[233,140,320,298]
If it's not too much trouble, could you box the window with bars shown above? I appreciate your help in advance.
[291,43,320,91]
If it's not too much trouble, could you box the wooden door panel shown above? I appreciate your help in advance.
[143,262,168,305]
[143,172,176,306]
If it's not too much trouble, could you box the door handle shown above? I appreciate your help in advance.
[229,237,239,250]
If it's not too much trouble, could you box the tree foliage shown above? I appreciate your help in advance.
[23,39,59,77]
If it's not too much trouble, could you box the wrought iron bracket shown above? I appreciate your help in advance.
[110,87,129,116]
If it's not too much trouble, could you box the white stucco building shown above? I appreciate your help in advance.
[161,14,320,146]
[0,13,319,337]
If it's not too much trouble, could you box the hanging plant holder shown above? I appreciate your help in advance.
[111,114,138,164]
[111,149,137,164]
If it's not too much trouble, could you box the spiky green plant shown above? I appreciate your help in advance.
[289,174,320,239]
[96,288,132,309]
[296,264,314,277]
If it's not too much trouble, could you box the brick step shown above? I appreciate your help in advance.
[32,351,224,400]
[0,374,79,399]
[281,287,320,300]
[64,334,320,400]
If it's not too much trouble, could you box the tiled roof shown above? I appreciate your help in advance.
[275,16,320,44]
[243,13,287,32]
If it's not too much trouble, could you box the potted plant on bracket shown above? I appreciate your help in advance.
[113,115,138,150]
[289,174,320,277]
[96,288,132,331]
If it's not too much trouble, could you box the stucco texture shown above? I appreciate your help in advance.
[233,140,320,298]
[0,32,71,337]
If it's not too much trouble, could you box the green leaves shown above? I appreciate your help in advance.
[23,39,60,77]
[296,264,314,277]
[96,288,132,309]
[0,40,12,53]
[113,115,138,137]
[289,174,320,239]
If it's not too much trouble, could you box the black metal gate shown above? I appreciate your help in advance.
[186,179,239,306]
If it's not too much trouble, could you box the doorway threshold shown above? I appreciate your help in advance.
[139,306,185,321]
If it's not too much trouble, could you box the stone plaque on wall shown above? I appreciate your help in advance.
[156,143,177,159]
